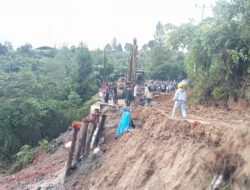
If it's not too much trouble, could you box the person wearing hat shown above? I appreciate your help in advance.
[171,82,187,118]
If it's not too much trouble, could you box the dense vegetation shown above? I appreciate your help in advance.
[0,43,98,162]
[0,0,249,164]
[138,0,249,102]
[184,0,250,102]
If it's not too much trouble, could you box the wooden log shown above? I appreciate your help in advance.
[85,123,97,157]
[93,114,107,149]
[85,111,100,156]
[65,128,78,177]
[75,121,89,162]
[90,125,99,150]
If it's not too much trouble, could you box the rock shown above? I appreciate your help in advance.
[64,141,72,148]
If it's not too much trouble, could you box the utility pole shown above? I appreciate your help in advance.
[128,38,138,82]
[195,3,212,20]
[103,50,107,81]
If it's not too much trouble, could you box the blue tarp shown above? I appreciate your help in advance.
[115,107,133,137]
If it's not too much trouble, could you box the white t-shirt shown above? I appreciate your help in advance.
[145,87,152,99]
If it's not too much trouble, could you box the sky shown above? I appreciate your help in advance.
[0,0,217,49]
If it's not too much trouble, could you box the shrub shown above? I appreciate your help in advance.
[36,139,49,152]
[212,87,223,100]
[9,145,33,173]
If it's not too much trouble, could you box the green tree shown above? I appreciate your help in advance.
[73,43,98,100]
[185,0,250,102]
[140,22,186,80]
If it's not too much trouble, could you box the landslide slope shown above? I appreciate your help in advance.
[79,95,250,190]
[1,94,249,190]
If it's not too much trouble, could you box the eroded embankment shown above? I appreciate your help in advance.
[79,106,250,190]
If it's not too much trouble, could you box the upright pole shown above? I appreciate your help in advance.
[104,50,107,81]
[84,111,100,156]
[92,114,107,149]
[96,114,107,147]
[128,38,138,82]
[85,123,96,156]
[75,121,89,162]
[132,38,138,82]
[195,3,212,21]
[128,51,133,82]
[201,4,205,20]
[65,128,78,177]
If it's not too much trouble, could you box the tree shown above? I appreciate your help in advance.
[104,43,112,52]
[73,43,97,100]
[0,43,8,55]
[111,38,118,51]
[117,43,123,52]
[17,43,33,55]
[0,42,97,162]
[3,41,13,52]
[185,0,250,102]
[124,43,132,53]
[141,22,186,80]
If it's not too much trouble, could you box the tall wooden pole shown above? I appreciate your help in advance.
[84,111,100,156]
[94,114,107,148]
[65,128,78,177]
[104,50,107,81]
[85,123,96,156]
[132,38,138,82]
[75,121,89,162]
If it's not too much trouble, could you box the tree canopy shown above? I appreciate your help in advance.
[0,43,98,161]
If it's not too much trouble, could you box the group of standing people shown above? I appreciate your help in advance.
[124,82,153,107]
[101,81,118,104]
[146,80,177,93]
[100,79,187,118]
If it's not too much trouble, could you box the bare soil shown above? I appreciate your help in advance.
[1,93,250,190]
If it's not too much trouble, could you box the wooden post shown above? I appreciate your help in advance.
[91,125,99,150]
[75,121,89,163]
[84,111,100,156]
[85,123,97,157]
[65,128,78,177]
[93,114,107,149]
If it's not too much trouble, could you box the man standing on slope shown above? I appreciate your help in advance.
[171,82,187,118]
[144,83,153,107]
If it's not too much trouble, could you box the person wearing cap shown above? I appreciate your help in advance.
[171,82,187,118]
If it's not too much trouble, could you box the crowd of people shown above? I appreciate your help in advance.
[100,80,178,105]
[100,81,118,104]
[146,80,177,93]
[99,79,187,118]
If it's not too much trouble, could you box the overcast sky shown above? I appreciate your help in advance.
[0,0,216,49]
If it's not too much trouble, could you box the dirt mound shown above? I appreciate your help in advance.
[77,104,250,190]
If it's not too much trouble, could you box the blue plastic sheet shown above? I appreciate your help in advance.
[115,107,132,137]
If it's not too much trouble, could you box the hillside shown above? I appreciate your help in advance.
[1,93,249,190]
[78,94,250,190]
